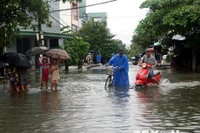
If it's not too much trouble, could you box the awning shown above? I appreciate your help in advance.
[150,41,161,47]
[172,34,186,41]
[154,42,161,46]
[20,31,74,39]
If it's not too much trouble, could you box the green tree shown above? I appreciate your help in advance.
[79,19,114,52]
[0,0,52,45]
[128,44,144,58]
[78,20,128,63]
[64,36,90,70]
[98,39,127,63]
[132,0,200,72]
[0,0,82,46]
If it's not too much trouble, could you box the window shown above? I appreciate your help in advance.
[93,18,102,22]
[17,38,30,54]
[50,39,59,48]
[71,24,78,33]
[72,2,78,20]
[82,13,88,21]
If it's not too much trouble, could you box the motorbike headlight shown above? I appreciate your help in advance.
[142,63,146,68]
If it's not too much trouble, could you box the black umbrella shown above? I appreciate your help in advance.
[2,52,32,68]
[26,46,49,56]
[0,54,4,62]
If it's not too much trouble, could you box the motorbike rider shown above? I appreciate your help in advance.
[141,48,159,85]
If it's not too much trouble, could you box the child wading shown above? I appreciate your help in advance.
[38,58,50,91]
[7,67,20,92]
[50,58,60,91]
[19,67,28,91]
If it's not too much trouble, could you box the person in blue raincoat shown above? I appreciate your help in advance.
[107,50,130,88]
[96,52,101,64]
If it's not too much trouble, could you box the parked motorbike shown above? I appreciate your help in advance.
[132,59,138,65]
[135,63,161,89]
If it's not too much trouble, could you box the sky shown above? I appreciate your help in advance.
[86,0,148,47]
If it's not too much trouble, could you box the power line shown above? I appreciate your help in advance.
[48,1,70,27]
[50,15,65,27]
[60,13,146,19]
[50,0,117,13]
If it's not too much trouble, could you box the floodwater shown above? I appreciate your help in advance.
[1,64,200,133]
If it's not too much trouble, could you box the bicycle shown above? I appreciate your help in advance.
[104,66,114,89]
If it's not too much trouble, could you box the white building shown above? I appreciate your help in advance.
[43,0,61,34]
[59,0,87,33]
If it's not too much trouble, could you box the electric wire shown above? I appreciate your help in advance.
[48,1,70,27]
[50,0,117,13]
[60,14,146,19]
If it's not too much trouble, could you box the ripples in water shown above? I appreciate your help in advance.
[0,66,200,133]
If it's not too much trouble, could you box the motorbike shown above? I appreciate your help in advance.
[135,63,161,89]
[131,56,139,65]
[132,59,138,65]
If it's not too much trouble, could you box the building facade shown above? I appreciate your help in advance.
[87,12,107,23]
[59,0,87,33]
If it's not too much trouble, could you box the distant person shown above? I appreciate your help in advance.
[19,67,29,91]
[86,53,93,65]
[38,57,51,91]
[96,52,101,64]
[50,58,60,91]
[107,50,130,88]
[38,54,44,80]
[141,48,159,84]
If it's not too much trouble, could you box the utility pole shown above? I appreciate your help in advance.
[36,19,45,69]
[4,28,7,54]
[3,27,7,77]
[37,19,44,46]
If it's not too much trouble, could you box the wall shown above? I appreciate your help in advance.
[59,1,72,29]
[60,1,87,32]
[7,41,17,53]
[19,0,61,34]
[43,0,61,33]
[79,0,86,19]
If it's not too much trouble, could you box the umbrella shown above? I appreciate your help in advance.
[45,49,71,60]
[2,52,32,68]
[26,46,49,56]
[0,54,4,62]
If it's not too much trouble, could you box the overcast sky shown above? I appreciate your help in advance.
[86,0,147,47]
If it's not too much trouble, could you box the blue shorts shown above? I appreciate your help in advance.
[148,68,154,78]
[40,67,42,76]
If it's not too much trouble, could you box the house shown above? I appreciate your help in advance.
[4,0,74,68]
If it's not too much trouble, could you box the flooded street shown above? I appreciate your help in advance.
[1,64,200,133]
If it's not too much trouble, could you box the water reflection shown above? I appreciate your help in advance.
[133,87,161,128]
[151,87,200,131]
[41,91,60,113]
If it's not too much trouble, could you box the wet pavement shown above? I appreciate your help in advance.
[0,64,200,133]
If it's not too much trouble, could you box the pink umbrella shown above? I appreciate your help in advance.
[45,49,71,60]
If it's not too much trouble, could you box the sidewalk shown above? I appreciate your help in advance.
[27,64,106,74]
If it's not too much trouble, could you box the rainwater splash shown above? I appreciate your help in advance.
[160,79,200,89]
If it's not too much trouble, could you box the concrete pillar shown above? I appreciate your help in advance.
[30,38,35,69]
[47,38,50,49]
[47,38,50,62]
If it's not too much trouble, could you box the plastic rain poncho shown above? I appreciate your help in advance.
[108,54,130,87]
[96,54,101,63]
